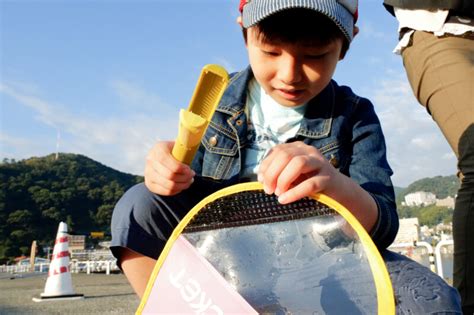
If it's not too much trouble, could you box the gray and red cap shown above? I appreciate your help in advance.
[239,0,359,43]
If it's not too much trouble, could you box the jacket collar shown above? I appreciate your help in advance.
[217,66,336,139]
[216,66,253,115]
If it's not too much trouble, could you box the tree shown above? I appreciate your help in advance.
[7,209,33,226]
[95,205,114,227]
[397,175,460,202]
[0,153,142,260]
[418,205,453,227]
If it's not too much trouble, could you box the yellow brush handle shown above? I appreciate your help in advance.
[172,109,207,165]
[172,64,229,165]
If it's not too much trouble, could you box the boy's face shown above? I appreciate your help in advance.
[246,27,343,107]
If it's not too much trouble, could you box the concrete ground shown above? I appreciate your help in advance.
[0,273,139,314]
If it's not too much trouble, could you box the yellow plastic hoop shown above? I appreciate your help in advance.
[137,182,395,315]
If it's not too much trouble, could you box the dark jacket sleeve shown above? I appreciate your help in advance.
[347,94,399,250]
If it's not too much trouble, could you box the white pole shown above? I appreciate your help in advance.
[435,239,454,279]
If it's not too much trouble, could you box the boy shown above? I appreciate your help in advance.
[111,0,461,312]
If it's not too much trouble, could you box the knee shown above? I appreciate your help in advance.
[111,183,157,229]
[110,183,170,261]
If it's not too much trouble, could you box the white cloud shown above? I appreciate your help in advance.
[213,58,239,74]
[110,80,175,115]
[442,152,456,160]
[368,71,457,187]
[1,83,68,128]
[410,136,436,150]
[0,133,48,159]
[359,21,388,40]
[1,81,179,176]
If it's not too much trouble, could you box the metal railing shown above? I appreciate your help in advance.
[388,240,454,282]
[0,264,49,273]
[389,241,437,272]
[0,260,119,275]
[69,260,119,274]
[1,241,455,280]
[434,239,454,279]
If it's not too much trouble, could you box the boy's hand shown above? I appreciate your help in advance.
[144,141,195,196]
[258,141,342,204]
[258,141,378,233]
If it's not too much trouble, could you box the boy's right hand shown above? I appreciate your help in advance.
[144,141,196,196]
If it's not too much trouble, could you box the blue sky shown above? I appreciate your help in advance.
[1,0,456,187]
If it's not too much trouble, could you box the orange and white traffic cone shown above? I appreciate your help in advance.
[33,221,84,302]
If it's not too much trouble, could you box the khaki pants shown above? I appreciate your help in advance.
[402,30,474,311]
[402,31,473,157]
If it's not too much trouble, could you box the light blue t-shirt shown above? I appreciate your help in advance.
[240,79,307,180]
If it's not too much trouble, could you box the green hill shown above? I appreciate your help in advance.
[395,175,459,227]
[393,186,405,197]
[395,175,459,204]
[0,154,142,263]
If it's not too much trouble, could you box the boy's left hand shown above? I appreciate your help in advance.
[258,141,342,204]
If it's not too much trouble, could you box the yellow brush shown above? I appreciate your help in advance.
[172,64,229,165]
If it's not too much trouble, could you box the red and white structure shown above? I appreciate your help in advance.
[33,222,84,302]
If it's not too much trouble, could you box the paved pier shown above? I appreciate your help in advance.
[0,273,139,314]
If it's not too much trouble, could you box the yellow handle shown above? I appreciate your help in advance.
[171,64,229,165]
[172,109,207,165]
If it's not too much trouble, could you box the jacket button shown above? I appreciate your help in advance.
[329,154,339,168]
[236,119,243,126]
[209,136,218,147]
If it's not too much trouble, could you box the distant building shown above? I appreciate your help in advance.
[419,225,432,240]
[436,196,455,209]
[440,233,453,241]
[69,235,86,251]
[403,191,436,207]
[98,241,111,249]
[436,222,453,234]
[394,218,420,244]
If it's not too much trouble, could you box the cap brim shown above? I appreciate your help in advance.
[242,0,354,42]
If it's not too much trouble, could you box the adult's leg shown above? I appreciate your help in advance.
[401,31,474,312]
[455,125,474,314]
[383,250,462,313]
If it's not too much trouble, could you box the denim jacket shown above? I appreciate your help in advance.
[192,67,398,250]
